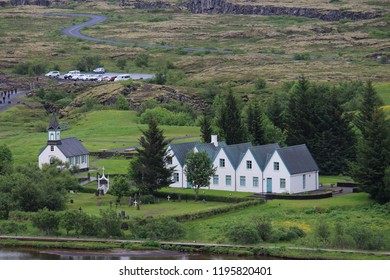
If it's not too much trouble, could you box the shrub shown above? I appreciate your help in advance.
[0,221,27,235]
[314,219,331,242]
[254,78,267,90]
[134,53,149,68]
[8,211,36,222]
[140,194,155,204]
[100,209,123,238]
[226,223,260,244]
[139,107,194,126]
[116,94,130,110]
[13,61,47,76]
[79,213,103,236]
[116,58,127,70]
[253,215,273,241]
[293,53,311,61]
[32,208,60,235]
[129,217,185,240]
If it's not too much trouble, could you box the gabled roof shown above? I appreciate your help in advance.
[194,142,219,160]
[57,137,89,157]
[168,141,199,167]
[223,142,252,169]
[277,144,319,175]
[48,113,61,130]
[249,143,280,171]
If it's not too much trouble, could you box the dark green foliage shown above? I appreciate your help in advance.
[75,55,101,72]
[129,217,185,240]
[79,213,103,236]
[60,210,79,235]
[184,151,217,200]
[115,94,129,110]
[129,119,175,195]
[0,163,77,212]
[134,53,149,68]
[286,76,356,175]
[110,176,130,202]
[226,223,260,244]
[254,77,267,90]
[253,215,272,241]
[246,102,265,145]
[116,58,127,70]
[139,107,194,126]
[140,194,155,204]
[100,209,123,238]
[32,208,60,235]
[200,114,212,143]
[314,219,331,242]
[216,91,246,145]
[350,81,390,203]
[0,144,13,176]
[0,221,27,235]
[13,61,46,76]
[265,93,287,130]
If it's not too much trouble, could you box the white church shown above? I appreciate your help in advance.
[38,113,89,171]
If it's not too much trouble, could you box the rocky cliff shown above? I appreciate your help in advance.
[132,0,381,21]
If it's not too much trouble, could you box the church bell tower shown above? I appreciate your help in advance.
[47,113,61,144]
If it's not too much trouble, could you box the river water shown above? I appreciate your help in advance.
[0,248,278,260]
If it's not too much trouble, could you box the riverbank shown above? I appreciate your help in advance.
[1,236,390,260]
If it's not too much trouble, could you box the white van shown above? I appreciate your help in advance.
[114,74,131,82]
[64,70,81,79]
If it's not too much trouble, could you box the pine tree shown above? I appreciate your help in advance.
[200,114,212,143]
[350,82,390,202]
[247,101,265,145]
[217,91,245,145]
[129,119,175,195]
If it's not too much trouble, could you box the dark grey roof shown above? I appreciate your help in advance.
[195,143,219,160]
[277,144,319,175]
[169,141,198,167]
[223,142,253,169]
[250,143,280,170]
[48,113,61,130]
[57,137,89,157]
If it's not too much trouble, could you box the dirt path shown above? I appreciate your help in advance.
[0,90,28,113]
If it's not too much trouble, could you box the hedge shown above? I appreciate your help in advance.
[169,200,264,222]
[155,191,255,203]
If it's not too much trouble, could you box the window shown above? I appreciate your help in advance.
[226,175,231,186]
[280,178,286,188]
[167,156,173,165]
[81,155,86,164]
[253,177,259,187]
[240,176,246,187]
[173,173,179,183]
[75,156,80,165]
[50,145,54,151]
[274,162,280,171]
[303,174,306,189]
[246,160,252,169]
[213,175,219,185]
[219,158,225,167]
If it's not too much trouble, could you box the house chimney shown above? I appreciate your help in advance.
[211,135,218,147]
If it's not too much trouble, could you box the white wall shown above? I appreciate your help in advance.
[166,148,183,188]
[236,150,263,193]
[263,151,291,194]
[38,145,68,168]
[212,149,236,191]
[290,171,318,193]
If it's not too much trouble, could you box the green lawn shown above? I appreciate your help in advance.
[319,175,353,186]
[66,192,229,217]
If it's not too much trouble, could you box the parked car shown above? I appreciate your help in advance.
[45,71,60,78]
[109,76,117,82]
[71,74,86,81]
[83,74,98,81]
[114,74,131,82]
[93,67,105,74]
[97,75,110,82]
[64,70,80,79]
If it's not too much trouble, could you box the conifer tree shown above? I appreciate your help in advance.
[129,119,175,195]
[200,113,212,143]
[351,82,390,203]
[247,101,265,145]
[217,91,245,145]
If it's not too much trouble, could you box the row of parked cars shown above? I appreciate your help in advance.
[44,68,132,82]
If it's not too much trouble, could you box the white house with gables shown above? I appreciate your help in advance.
[38,114,89,171]
[166,135,319,194]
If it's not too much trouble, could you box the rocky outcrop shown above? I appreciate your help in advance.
[180,0,380,21]
[132,0,380,21]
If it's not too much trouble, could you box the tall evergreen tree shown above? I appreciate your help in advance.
[351,82,390,203]
[247,101,265,145]
[129,119,175,195]
[285,75,315,146]
[216,91,245,145]
[200,113,212,143]
[0,144,13,176]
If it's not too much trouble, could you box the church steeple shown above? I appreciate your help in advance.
[48,113,61,144]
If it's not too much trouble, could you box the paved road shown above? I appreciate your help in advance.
[48,13,235,54]
[0,90,28,113]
